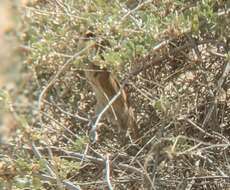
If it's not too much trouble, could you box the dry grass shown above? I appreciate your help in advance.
[0,0,229,189]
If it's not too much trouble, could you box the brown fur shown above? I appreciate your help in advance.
[85,63,139,142]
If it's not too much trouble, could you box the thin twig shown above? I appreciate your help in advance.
[38,45,93,128]
[120,0,152,23]
[41,111,78,143]
[197,143,230,151]
[34,173,82,190]
[80,143,89,166]
[35,44,92,189]
[105,154,113,190]
[136,160,156,190]
[123,40,209,84]
[31,142,56,177]
[208,49,227,58]
[32,140,74,190]
[46,100,88,122]
[185,118,215,138]
[217,61,230,89]
[24,6,87,20]
[202,61,230,128]
[89,89,122,143]
[58,148,143,175]
[217,8,230,16]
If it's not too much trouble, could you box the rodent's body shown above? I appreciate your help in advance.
[85,63,138,142]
